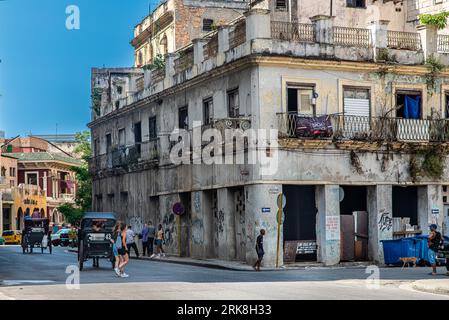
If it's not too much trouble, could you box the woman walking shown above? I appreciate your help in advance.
[117,223,129,277]
[253,229,265,271]
[151,224,165,258]
[111,221,122,277]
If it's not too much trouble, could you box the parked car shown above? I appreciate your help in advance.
[2,230,22,245]
[51,228,72,246]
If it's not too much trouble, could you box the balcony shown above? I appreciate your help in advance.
[271,21,316,43]
[174,49,194,73]
[277,113,449,143]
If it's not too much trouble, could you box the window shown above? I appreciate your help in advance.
[343,87,370,117]
[275,0,287,10]
[445,92,449,118]
[287,85,315,115]
[118,128,126,147]
[203,98,213,125]
[178,106,189,130]
[117,86,123,95]
[395,90,422,119]
[138,52,143,67]
[106,134,112,153]
[26,173,38,186]
[346,0,366,8]
[203,19,214,32]
[134,122,142,154]
[94,138,100,156]
[9,167,15,177]
[160,35,168,56]
[227,89,239,118]
[149,116,157,140]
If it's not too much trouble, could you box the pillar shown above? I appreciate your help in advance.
[217,25,230,66]
[190,190,214,259]
[245,184,283,268]
[367,185,393,264]
[164,53,176,88]
[192,38,208,65]
[417,24,438,61]
[244,8,271,42]
[310,15,334,45]
[217,188,236,260]
[316,184,340,266]
[368,20,390,62]
[418,185,444,234]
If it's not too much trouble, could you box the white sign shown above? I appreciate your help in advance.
[326,216,340,241]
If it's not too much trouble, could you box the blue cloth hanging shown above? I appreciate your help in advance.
[404,95,420,119]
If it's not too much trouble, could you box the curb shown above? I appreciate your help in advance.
[412,280,449,296]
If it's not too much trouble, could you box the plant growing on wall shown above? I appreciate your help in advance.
[425,54,446,96]
[408,144,447,181]
[91,88,102,116]
[350,150,364,174]
[143,53,166,71]
[419,12,449,30]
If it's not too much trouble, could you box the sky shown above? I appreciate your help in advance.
[0,0,160,137]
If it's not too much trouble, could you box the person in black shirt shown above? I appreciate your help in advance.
[253,229,266,271]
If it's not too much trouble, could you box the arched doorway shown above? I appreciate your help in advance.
[16,208,23,230]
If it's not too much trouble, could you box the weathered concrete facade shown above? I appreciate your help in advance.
[90,3,449,267]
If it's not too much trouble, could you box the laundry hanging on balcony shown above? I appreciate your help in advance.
[404,95,420,119]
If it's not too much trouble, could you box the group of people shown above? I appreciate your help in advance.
[110,221,167,277]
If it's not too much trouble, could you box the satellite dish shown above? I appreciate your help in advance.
[339,187,345,202]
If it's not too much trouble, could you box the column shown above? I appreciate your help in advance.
[192,38,208,65]
[245,184,283,268]
[164,53,176,88]
[315,184,340,266]
[244,8,271,42]
[190,190,213,259]
[368,20,390,62]
[367,185,393,264]
[310,15,334,45]
[417,24,438,61]
[418,185,444,234]
[217,25,230,66]
[217,187,236,260]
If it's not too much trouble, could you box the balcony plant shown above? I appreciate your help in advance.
[418,12,449,30]
[91,88,102,116]
[143,54,165,71]
[425,54,446,96]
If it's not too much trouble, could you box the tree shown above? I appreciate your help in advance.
[59,131,92,225]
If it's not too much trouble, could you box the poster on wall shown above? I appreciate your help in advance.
[326,216,340,241]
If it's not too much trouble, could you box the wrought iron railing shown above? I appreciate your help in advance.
[174,50,194,73]
[203,33,219,60]
[271,21,316,42]
[333,26,371,48]
[277,113,449,143]
[387,31,422,51]
[141,138,160,161]
[229,21,246,49]
[112,145,141,168]
[438,34,449,53]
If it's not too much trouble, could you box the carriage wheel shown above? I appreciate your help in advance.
[78,241,84,271]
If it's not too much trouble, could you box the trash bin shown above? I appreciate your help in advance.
[381,238,422,265]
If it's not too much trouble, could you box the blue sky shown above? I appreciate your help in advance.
[0,0,159,137]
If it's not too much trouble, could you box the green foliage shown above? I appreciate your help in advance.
[425,54,446,96]
[419,12,449,30]
[409,145,447,181]
[91,88,102,116]
[143,54,166,71]
[58,203,83,226]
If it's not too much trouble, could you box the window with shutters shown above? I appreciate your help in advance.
[227,89,239,118]
[275,0,288,10]
[346,0,366,8]
[203,19,214,32]
[343,87,370,117]
[118,128,126,147]
[287,85,315,115]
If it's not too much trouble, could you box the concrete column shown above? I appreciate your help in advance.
[367,185,393,264]
[315,185,340,266]
[245,184,283,268]
[190,190,213,259]
[417,24,438,60]
[418,185,444,234]
[192,38,208,65]
[310,15,334,45]
[217,188,236,260]
[217,25,230,66]
[368,20,390,62]
[244,9,271,42]
[164,53,176,87]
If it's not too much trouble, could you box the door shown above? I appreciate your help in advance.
[343,87,370,137]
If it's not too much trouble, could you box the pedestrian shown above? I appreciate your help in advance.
[151,224,165,258]
[141,223,150,257]
[428,224,442,276]
[148,221,156,256]
[117,223,129,278]
[126,225,140,258]
[111,221,122,277]
[253,229,265,271]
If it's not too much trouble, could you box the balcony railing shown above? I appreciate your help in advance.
[277,113,449,143]
[141,138,160,162]
[387,31,421,51]
[271,21,316,42]
[438,34,449,53]
[229,21,246,49]
[333,26,371,48]
[112,145,141,168]
[203,33,219,60]
[174,50,194,73]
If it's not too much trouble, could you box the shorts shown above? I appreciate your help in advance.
[112,244,119,257]
[118,248,128,256]
[428,248,437,265]
[155,239,162,247]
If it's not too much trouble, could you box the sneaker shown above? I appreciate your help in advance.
[162,253,166,257]
[120,273,129,278]
[114,268,121,277]
[150,254,156,259]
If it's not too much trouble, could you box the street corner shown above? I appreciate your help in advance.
[411,278,449,296]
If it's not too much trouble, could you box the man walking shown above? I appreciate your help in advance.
[141,223,150,257]
[428,224,441,276]
[253,229,265,271]
[126,225,140,258]
[147,221,156,256]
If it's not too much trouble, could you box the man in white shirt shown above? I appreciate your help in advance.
[126,225,140,258]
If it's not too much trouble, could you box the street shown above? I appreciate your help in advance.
[0,245,449,300]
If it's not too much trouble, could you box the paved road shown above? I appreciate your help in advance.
[0,245,448,300]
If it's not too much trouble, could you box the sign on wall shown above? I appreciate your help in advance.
[325,216,340,241]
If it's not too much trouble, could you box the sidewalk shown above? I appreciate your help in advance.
[412,279,449,295]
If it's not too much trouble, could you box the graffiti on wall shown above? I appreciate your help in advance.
[163,213,176,247]
[129,216,143,234]
[378,211,393,232]
[193,192,201,213]
[191,218,204,245]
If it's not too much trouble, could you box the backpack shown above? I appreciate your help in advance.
[115,233,123,249]
[432,231,442,251]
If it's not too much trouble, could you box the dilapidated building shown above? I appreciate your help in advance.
[89,0,449,267]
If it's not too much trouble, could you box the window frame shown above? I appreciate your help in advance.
[149,116,157,140]
[203,97,214,126]
[227,88,240,118]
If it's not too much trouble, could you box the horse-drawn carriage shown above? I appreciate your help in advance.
[21,217,52,254]
[77,212,116,271]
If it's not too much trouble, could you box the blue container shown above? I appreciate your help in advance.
[381,239,403,265]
